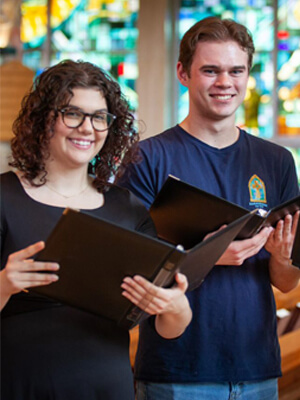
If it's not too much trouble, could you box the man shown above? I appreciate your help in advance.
[118,17,300,400]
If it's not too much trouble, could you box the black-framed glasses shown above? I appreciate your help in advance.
[58,107,116,132]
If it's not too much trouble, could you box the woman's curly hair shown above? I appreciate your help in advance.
[10,59,139,192]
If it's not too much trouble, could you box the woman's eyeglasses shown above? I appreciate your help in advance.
[58,107,116,132]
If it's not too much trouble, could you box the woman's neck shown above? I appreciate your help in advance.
[43,162,91,196]
[16,168,104,211]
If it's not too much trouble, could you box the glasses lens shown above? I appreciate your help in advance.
[60,108,115,131]
[92,112,115,131]
[63,109,84,128]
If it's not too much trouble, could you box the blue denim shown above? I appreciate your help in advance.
[135,379,278,400]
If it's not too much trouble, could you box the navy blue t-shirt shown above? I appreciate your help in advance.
[118,125,299,383]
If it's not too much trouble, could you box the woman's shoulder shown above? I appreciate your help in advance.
[0,171,20,193]
[1,170,16,182]
[0,171,21,231]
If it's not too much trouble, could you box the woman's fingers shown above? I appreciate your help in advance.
[121,276,159,311]
[121,275,162,314]
[8,241,46,262]
[17,271,59,287]
[4,241,60,292]
[121,273,189,315]
[174,273,188,292]
[23,259,60,272]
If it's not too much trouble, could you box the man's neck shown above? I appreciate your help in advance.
[179,116,240,149]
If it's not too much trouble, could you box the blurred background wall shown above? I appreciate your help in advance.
[0,0,299,182]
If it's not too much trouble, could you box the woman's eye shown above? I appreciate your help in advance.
[94,114,106,122]
[66,110,81,118]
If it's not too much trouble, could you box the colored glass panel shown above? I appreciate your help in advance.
[277,0,300,137]
[20,0,139,111]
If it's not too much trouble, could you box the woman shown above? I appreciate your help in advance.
[0,60,192,400]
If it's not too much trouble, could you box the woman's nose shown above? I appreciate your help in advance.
[78,115,94,134]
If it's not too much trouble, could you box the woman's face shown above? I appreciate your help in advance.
[48,87,110,171]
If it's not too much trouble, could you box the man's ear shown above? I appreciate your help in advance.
[177,62,189,87]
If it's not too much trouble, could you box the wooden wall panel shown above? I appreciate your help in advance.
[0,60,34,141]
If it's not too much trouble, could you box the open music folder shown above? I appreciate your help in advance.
[292,224,300,267]
[34,208,252,330]
[149,175,300,267]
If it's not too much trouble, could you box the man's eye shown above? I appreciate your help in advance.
[231,70,243,75]
[204,69,216,75]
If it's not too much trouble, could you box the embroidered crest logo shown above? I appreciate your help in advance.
[248,174,267,204]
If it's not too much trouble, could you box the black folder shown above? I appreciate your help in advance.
[149,175,300,266]
[34,208,252,330]
[292,223,300,267]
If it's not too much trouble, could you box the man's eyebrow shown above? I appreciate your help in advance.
[200,65,219,69]
[200,64,247,70]
[231,65,247,70]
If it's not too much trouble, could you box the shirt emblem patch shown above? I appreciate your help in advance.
[248,174,267,204]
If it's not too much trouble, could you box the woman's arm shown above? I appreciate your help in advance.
[121,273,192,338]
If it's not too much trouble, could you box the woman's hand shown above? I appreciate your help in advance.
[0,241,59,310]
[121,273,192,338]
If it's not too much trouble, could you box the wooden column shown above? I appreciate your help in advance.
[137,0,179,139]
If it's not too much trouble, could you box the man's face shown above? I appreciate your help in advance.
[177,40,249,122]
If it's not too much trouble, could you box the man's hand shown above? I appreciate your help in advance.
[215,226,273,266]
[265,211,299,263]
[266,212,300,292]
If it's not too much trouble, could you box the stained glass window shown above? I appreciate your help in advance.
[20,0,139,111]
[277,0,300,137]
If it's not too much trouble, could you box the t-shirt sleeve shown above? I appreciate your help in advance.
[118,143,158,210]
[279,149,299,201]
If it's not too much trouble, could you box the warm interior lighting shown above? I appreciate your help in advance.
[278,86,291,100]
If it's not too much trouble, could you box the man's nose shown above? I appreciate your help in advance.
[215,72,232,87]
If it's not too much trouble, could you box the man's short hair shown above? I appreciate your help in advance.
[179,16,255,76]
